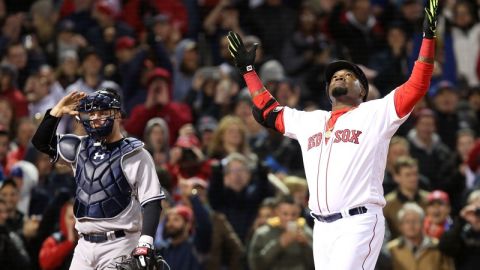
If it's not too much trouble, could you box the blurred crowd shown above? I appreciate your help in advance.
[1,0,480,269]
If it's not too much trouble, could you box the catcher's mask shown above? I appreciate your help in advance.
[76,88,123,142]
[324,60,369,102]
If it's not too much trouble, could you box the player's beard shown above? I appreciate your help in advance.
[331,86,348,98]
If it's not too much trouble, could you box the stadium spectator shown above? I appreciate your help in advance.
[0,197,31,270]
[424,190,453,239]
[124,67,193,144]
[439,189,480,270]
[38,200,76,270]
[0,64,28,118]
[387,202,455,270]
[248,195,314,270]
[384,156,429,239]
[208,152,274,242]
[407,108,451,189]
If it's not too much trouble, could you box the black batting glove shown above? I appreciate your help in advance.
[227,31,258,74]
[132,244,155,269]
[423,0,439,39]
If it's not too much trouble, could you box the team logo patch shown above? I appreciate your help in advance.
[273,106,284,113]
[93,152,106,160]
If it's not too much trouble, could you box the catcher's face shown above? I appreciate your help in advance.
[328,69,365,105]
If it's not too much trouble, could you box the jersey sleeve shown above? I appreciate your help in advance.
[126,148,165,206]
[282,107,325,140]
[370,89,411,138]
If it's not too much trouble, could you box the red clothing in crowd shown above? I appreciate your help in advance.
[5,144,26,174]
[38,203,75,270]
[154,0,189,34]
[124,103,192,145]
[123,67,193,145]
[0,88,28,118]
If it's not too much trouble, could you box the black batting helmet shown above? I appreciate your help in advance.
[325,60,369,102]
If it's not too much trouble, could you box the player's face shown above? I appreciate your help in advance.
[426,201,450,224]
[329,69,365,104]
[395,166,419,191]
[80,109,115,128]
[400,212,423,239]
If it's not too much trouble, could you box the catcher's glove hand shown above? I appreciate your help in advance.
[423,0,439,39]
[227,31,258,74]
[116,246,169,270]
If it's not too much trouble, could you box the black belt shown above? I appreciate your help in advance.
[81,230,126,243]
[311,206,368,223]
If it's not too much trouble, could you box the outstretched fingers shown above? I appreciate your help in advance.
[227,34,240,51]
[228,44,238,58]
[231,31,244,47]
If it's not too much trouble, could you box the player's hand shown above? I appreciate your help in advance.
[131,243,155,269]
[227,31,258,74]
[50,91,87,117]
[423,0,439,39]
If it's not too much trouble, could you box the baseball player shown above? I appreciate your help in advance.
[31,88,166,269]
[227,0,438,268]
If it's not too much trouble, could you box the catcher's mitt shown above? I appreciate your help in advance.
[115,248,169,270]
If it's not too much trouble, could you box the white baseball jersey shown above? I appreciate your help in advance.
[59,141,165,234]
[283,90,409,215]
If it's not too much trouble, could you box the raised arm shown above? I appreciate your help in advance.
[31,91,87,158]
[227,31,286,134]
[394,0,438,118]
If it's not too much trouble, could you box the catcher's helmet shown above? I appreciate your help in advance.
[325,60,369,102]
[76,88,122,141]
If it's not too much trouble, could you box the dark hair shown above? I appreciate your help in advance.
[457,128,476,139]
[79,46,101,63]
[274,195,297,208]
[0,178,18,191]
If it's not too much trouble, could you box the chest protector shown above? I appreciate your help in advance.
[73,137,143,220]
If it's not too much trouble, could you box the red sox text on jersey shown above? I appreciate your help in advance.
[307,129,363,150]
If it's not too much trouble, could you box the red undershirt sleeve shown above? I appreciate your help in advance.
[243,71,286,133]
[394,38,435,118]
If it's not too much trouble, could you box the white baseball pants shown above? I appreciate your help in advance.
[312,206,384,270]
